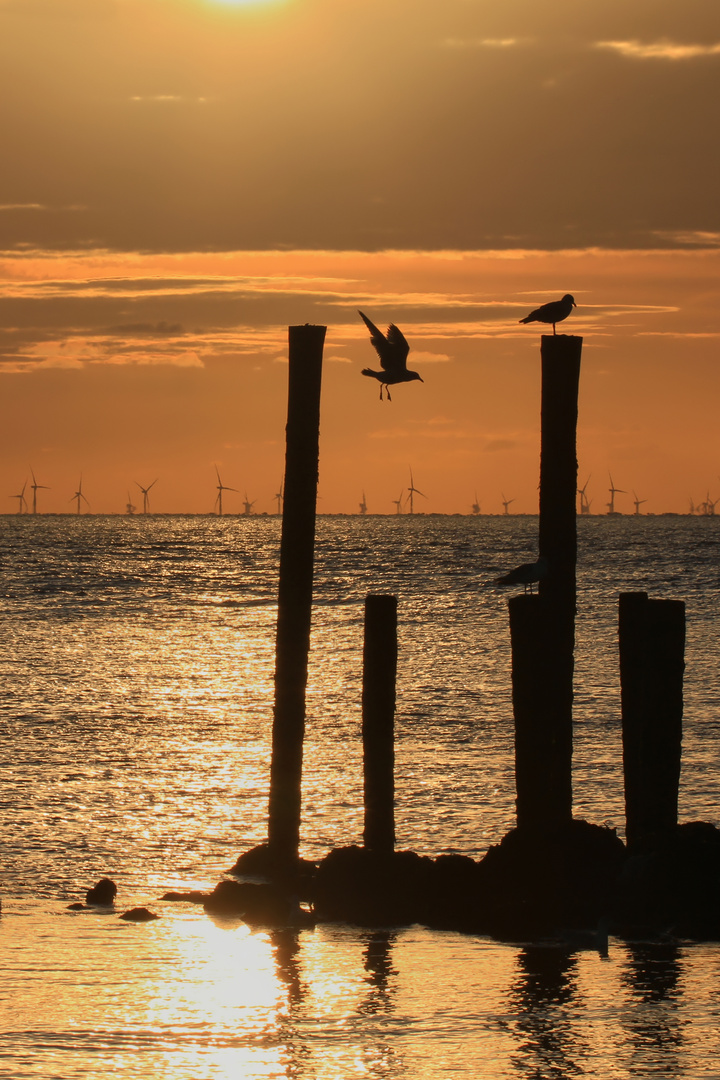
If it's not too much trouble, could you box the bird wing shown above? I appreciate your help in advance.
[359,310,409,373]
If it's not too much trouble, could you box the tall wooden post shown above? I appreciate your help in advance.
[362,594,397,854]
[511,334,581,831]
[619,592,685,849]
[267,324,326,864]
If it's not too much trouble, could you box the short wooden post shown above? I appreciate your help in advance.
[510,594,573,829]
[362,594,397,854]
[267,324,326,865]
[619,592,685,849]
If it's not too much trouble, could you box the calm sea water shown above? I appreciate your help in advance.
[1,514,719,1079]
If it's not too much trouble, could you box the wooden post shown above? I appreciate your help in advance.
[619,592,685,849]
[510,594,573,829]
[538,334,582,618]
[362,594,397,854]
[510,334,581,831]
[267,324,326,864]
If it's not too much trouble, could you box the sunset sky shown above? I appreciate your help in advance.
[1,0,719,514]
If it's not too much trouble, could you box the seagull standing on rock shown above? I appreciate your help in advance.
[358,310,424,401]
[519,294,576,334]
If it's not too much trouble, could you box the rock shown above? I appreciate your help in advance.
[229,844,317,901]
[66,902,86,910]
[476,819,627,938]
[204,879,313,927]
[119,907,160,922]
[612,821,720,939]
[85,878,117,906]
[161,890,209,904]
[313,846,435,927]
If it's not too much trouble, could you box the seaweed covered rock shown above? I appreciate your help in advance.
[421,854,485,931]
[119,907,159,922]
[612,822,720,939]
[476,819,627,938]
[204,879,313,927]
[85,878,117,906]
[313,846,435,926]
[229,844,317,901]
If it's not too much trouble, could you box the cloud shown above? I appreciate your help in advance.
[596,40,720,61]
[653,230,720,247]
[129,96,210,105]
[0,204,85,213]
[442,38,521,49]
[411,351,452,364]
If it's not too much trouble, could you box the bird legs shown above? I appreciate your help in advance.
[379,383,392,401]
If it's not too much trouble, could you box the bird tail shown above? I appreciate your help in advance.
[362,368,381,379]
[518,315,533,324]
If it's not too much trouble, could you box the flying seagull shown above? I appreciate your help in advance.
[519,294,576,334]
[495,556,549,594]
[358,310,424,401]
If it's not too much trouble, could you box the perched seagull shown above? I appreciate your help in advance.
[519,294,576,335]
[358,310,424,401]
[495,556,549,594]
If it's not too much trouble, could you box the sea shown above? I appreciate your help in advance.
[1,513,719,1080]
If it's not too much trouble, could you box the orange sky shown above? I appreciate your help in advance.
[1,0,719,514]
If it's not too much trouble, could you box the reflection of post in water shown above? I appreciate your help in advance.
[271,929,304,1005]
[618,943,684,1073]
[359,931,397,1016]
[509,947,584,1078]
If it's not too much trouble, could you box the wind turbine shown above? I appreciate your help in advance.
[607,474,625,515]
[501,493,515,516]
[30,468,49,514]
[632,491,647,515]
[9,479,28,514]
[70,477,90,515]
[135,478,157,514]
[471,493,481,515]
[274,477,284,516]
[126,491,136,514]
[703,493,718,517]
[214,466,237,516]
[242,493,256,516]
[391,490,405,514]
[406,469,427,515]
[359,492,368,515]
[578,475,592,515]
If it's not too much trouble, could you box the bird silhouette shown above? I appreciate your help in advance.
[358,310,424,401]
[519,294,576,334]
[495,557,549,593]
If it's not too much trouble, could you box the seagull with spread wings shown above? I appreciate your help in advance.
[358,310,424,401]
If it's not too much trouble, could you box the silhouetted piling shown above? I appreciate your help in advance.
[509,335,581,830]
[619,592,685,850]
[538,334,582,616]
[267,324,326,865]
[510,594,573,829]
[362,594,397,854]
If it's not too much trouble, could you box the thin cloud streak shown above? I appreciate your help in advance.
[597,40,720,60]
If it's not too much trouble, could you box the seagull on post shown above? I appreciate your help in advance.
[519,294,576,335]
[358,310,424,401]
[495,556,549,594]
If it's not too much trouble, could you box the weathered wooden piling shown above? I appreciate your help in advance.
[267,324,326,865]
[362,594,398,854]
[510,334,582,831]
[619,592,685,849]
